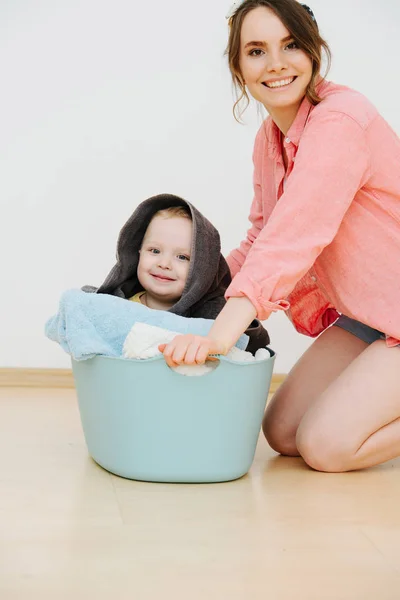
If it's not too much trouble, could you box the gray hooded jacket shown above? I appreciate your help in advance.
[84,194,270,352]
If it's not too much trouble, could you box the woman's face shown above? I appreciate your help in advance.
[239,7,313,118]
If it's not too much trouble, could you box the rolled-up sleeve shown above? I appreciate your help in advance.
[225,111,371,320]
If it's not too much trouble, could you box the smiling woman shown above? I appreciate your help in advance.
[160,0,400,473]
[226,0,331,123]
[238,9,313,133]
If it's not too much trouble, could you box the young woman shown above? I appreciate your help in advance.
[160,0,400,473]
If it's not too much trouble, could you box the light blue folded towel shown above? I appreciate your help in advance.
[45,289,249,361]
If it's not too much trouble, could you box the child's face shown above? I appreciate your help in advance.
[138,215,192,308]
[239,7,313,117]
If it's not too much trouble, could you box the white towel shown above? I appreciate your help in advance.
[123,323,270,376]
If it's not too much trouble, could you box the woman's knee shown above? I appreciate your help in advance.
[262,413,299,457]
[296,424,351,473]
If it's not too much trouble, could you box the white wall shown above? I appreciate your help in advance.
[2,0,399,372]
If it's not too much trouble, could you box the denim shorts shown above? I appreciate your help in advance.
[334,315,386,345]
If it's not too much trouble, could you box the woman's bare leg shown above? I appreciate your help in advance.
[262,326,368,456]
[296,339,400,472]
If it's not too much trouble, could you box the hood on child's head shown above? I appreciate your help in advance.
[94,194,232,319]
[83,193,271,351]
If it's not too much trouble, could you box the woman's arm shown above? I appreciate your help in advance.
[161,110,371,365]
[225,110,371,320]
[160,296,257,367]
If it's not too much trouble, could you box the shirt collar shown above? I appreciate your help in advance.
[266,78,330,157]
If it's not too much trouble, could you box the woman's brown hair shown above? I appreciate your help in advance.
[226,0,331,121]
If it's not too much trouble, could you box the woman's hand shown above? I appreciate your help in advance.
[159,335,228,367]
[159,299,258,367]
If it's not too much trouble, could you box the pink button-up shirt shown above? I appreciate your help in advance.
[226,80,400,347]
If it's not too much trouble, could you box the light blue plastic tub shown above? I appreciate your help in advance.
[72,348,275,483]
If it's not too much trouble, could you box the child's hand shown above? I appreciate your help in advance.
[159,334,227,367]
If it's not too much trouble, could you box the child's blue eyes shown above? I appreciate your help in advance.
[147,248,190,261]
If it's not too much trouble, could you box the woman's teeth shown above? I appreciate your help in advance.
[265,77,295,89]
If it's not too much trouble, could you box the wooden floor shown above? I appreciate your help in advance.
[1,387,399,600]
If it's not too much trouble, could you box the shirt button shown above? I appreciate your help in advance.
[311,275,317,282]
[285,137,291,144]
